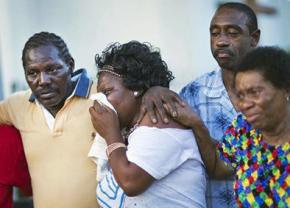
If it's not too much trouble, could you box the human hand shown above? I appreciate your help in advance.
[137,86,185,124]
[89,101,122,144]
[168,101,203,128]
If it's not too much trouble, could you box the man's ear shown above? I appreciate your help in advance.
[68,58,75,73]
[250,29,261,47]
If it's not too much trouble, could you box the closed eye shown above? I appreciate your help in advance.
[27,70,38,76]
[228,32,239,38]
[211,32,220,37]
[102,89,112,96]
[227,27,241,38]
[47,65,62,73]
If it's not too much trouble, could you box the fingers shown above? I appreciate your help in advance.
[92,101,107,113]
[154,98,169,123]
[162,96,178,118]
[89,101,107,125]
[163,103,169,112]
[136,105,147,124]
[173,95,186,107]
[161,91,186,118]
[139,87,185,124]
[165,92,186,112]
[168,90,186,106]
[141,98,158,123]
[89,106,99,130]
[172,103,201,127]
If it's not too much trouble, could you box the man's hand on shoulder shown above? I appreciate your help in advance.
[137,86,185,124]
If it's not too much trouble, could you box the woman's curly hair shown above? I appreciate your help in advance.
[95,41,174,91]
[234,46,290,91]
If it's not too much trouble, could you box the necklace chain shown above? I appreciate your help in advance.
[122,124,139,143]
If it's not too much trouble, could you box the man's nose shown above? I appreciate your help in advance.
[216,34,230,47]
[39,72,51,85]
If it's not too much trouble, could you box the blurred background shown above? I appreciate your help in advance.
[0,0,289,207]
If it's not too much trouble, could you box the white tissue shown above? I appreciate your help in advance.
[89,93,116,113]
[88,92,117,182]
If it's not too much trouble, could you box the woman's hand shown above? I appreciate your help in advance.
[89,101,122,144]
[170,101,203,128]
[137,86,185,124]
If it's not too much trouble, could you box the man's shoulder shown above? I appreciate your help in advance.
[5,90,31,104]
[194,70,219,84]
[180,70,219,98]
[183,70,219,88]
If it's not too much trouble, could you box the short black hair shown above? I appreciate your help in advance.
[235,46,290,91]
[217,2,258,33]
[95,41,174,91]
[22,32,73,68]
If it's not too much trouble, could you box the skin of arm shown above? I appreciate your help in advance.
[89,101,154,196]
[171,102,234,179]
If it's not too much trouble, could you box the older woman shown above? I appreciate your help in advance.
[174,46,290,207]
[89,41,206,208]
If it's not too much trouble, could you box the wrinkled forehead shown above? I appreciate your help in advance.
[235,70,266,88]
[210,8,249,30]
